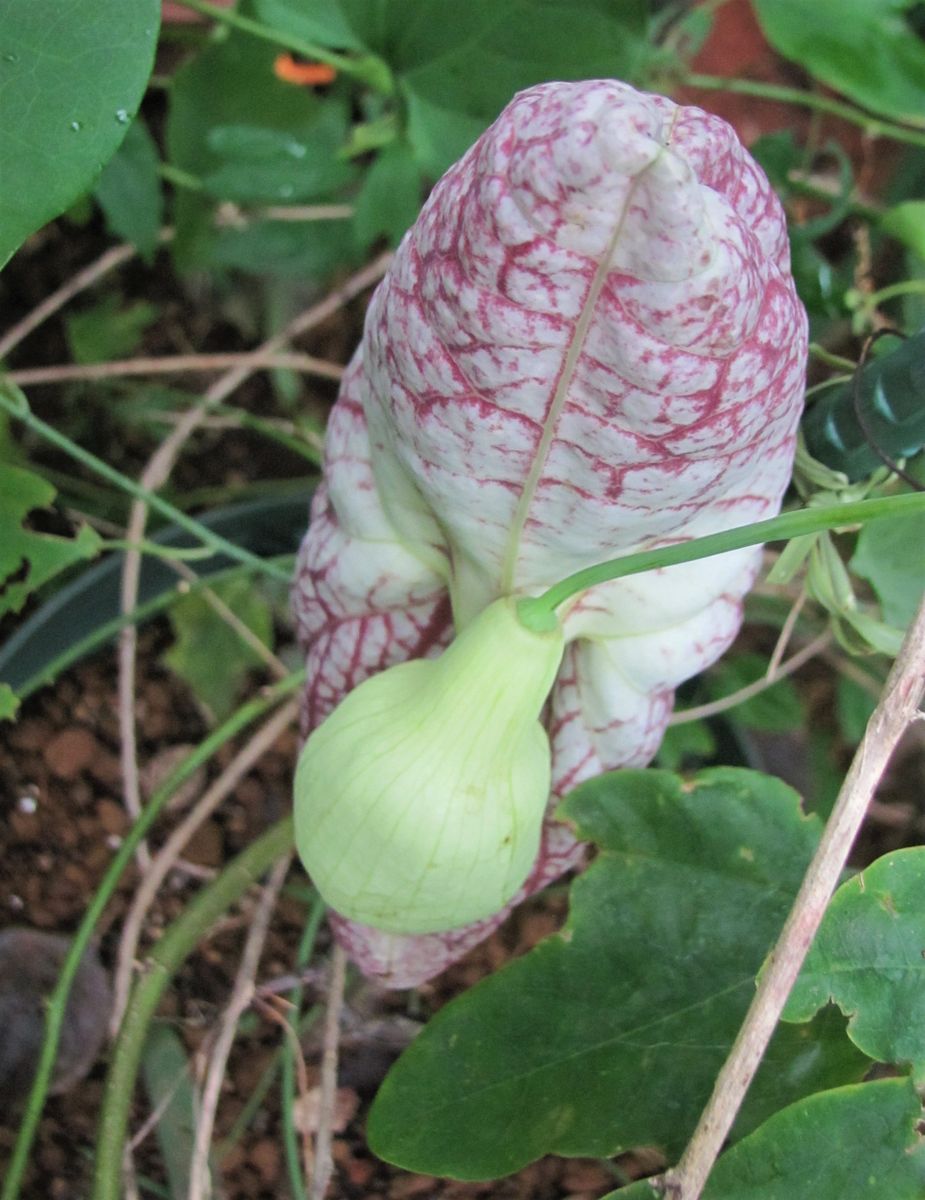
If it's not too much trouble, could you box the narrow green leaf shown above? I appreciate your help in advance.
[614,1078,925,1200]
[0,0,160,267]
[0,465,102,618]
[164,576,274,720]
[851,509,925,628]
[94,118,164,258]
[141,1024,211,1200]
[753,0,925,127]
[784,847,925,1079]
[367,768,866,1179]
[0,682,19,720]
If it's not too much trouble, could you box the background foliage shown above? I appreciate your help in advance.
[1,1,924,1198]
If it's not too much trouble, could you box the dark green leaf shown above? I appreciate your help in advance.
[851,508,925,628]
[0,465,101,618]
[614,1078,925,1200]
[164,575,274,719]
[94,117,164,258]
[734,1006,868,1141]
[753,0,925,127]
[65,295,159,364]
[835,676,877,746]
[260,0,650,177]
[209,216,358,280]
[0,0,159,267]
[252,0,372,53]
[368,768,849,1179]
[654,719,717,772]
[166,29,352,268]
[707,653,804,733]
[400,0,650,175]
[201,103,355,204]
[784,848,925,1077]
[353,139,423,250]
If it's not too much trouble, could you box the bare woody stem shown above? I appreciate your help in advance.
[658,587,925,1200]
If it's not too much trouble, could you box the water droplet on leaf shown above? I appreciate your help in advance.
[115,109,129,124]
[69,120,82,132]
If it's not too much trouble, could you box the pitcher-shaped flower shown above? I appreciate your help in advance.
[294,598,564,933]
[293,79,808,986]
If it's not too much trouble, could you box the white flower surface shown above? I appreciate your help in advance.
[293,79,807,986]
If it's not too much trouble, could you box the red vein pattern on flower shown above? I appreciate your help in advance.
[292,80,807,987]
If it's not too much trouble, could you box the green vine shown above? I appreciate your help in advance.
[517,492,925,630]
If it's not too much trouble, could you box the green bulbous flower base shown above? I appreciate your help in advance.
[293,597,565,934]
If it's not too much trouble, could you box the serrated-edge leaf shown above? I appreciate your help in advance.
[0,464,102,617]
[784,847,925,1078]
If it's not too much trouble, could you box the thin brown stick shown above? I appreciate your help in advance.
[115,252,391,876]
[310,945,348,1200]
[110,697,299,1034]
[189,854,292,1200]
[766,590,807,676]
[0,238,159,361]
[254,204,355,222]
[658,590,925,1200]
[8,351,344,386]
[668,632,830,726]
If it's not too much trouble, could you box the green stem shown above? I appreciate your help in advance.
[0,382,290,583]
[98,538,215,562]
[158,162,204,192]
[12,555,294,701]
[680,72,925,150]
[1,673,304,1200]
[517,493,925,629]
[92,816,297,1200]
[177,0,393,93]
[856,279,925,315]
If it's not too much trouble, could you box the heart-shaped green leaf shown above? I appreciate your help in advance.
[368,768,867,1178]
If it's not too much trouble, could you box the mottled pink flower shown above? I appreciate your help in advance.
[293,79,807,987]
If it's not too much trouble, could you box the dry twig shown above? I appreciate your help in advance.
[658,590,925,1200]
[115,252,391,868]
[310,944,348,1200]
[8,350,344,386]
[188,854,292,1200]
[668,631,830,726]
[110,697,299,1033]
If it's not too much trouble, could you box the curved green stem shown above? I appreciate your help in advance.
[1,672,305,1200]
[0,381,290,583]
[176,0,393,93]
[680,72,925,150]
[517,492,925,630]
[92,816,297,1200]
